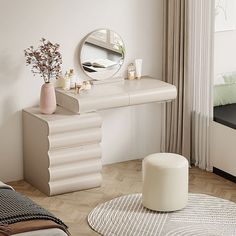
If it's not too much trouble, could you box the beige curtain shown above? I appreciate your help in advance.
[188,0,215,170]
[162,0,192,161]
[162,0,215,169]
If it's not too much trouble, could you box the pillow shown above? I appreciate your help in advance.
[214,83,236,106]
[223,71,236,84]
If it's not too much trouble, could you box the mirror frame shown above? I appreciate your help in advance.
[79,28,125,81]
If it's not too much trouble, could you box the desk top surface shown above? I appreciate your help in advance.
[54,76,177,113]
[57,76,175,98]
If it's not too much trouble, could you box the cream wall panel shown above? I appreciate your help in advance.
[100,103,162,165]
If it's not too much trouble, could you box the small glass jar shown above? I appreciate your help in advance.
[127,63,135,80]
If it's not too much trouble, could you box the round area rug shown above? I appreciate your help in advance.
[88,193,236,236]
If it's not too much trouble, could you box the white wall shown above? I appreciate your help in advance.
[214,31,236,75]
[0,0,163,182]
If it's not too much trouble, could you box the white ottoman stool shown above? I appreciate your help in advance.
[142,153,188,212]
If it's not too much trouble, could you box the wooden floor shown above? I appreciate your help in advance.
[9,160,236,236]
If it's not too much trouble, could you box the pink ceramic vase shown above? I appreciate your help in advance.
[40,82,56,114]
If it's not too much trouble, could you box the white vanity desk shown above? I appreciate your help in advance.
[23,76,177,196]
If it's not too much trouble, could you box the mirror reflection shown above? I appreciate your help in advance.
[80,29,125,81]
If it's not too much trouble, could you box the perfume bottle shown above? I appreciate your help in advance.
[127,63,135,80]
[63,71,71,90]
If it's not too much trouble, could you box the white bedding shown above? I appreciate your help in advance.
[0,181,68,236]
[13,228,68,236]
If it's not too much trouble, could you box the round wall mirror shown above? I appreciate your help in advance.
[80,29,125,81]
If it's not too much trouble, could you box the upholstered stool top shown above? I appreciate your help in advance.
[143,153,188,169]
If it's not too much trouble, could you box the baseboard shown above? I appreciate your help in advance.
[213,167,236,183]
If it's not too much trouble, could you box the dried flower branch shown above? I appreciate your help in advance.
[24,38,62,83]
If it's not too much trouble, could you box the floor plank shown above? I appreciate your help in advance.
[9,160,236,236]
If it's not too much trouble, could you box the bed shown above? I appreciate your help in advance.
[214,103,236,129]
[211,73,236,181]
[13,229,67,236]
[0,181,69,236]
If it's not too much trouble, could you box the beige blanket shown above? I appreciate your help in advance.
[0,181,14,191]
[0,220,69,236]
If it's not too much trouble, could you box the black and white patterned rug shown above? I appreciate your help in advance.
[88,193,236,236]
